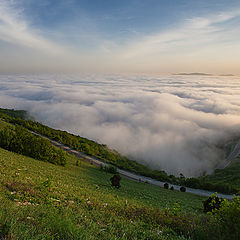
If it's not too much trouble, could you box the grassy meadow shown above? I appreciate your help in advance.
[0,114,239,239]
[0,146,212,240]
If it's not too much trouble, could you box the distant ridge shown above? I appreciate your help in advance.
[173,72,212,76]
[219,74,234,76]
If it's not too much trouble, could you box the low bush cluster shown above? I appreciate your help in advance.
[100,164,118,174]
[164,183,169,189]
[203,195,223,213]
[184,177,238,194]
[0,126,66,166]
[208,195,240,240]
[110,173,121,188]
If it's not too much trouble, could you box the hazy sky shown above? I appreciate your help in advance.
[0,0,240,74]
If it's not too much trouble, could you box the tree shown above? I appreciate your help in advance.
[180,186,186,192]
[164,183,169,189]
[110,174,121,188]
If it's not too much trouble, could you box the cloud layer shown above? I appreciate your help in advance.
[0,74,240,176]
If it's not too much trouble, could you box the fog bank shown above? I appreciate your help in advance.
[0,74,240,176]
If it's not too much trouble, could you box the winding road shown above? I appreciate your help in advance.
[49,139,235,199]
[1,118,238,199]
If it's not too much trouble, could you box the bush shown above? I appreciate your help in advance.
[203,195,223,213]
[180,186,186,192]
[110,174,121,188]
[0,126,66,166]
[210,196,240,240]
[103,165,118,174]
[164,183,169,189]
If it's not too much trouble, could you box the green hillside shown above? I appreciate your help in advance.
[0,147,203,239]
[0,112,240,239]
[1,108,239,194]
[0,109,170,182]
[1,146,240,239]
[200,156,240,189]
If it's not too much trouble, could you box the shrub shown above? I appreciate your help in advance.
[110,174,121,188]
[210,196,240,240]
[102,165,118,174]
[0,126,66,166]
[180,186,186,192]
[164,183,169,189]
[203,195,223,213]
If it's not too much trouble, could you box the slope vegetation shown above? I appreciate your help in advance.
[0,112,240,239]
[0,146,208,240]
[1,147,240,239]
[0,108,239,194]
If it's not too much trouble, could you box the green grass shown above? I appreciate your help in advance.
[1,110,239,194]
[0,145,206,211]
[0,110,239,239]
[0,119,13,130]
[0,147,209,239]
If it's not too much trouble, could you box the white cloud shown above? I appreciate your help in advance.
[0,74,240,177]
[118,10,240,61]
[0,0,63,54]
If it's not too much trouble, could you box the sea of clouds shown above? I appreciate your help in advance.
[0,74,240,177]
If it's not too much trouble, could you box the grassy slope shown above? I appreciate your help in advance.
[0,109,170,182]
[1,108,240,194]
[0,119,13,130]
[0,147,207,239]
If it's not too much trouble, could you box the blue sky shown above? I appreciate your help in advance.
[0,0,240,73]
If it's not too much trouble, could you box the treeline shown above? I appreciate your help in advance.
[0,110,169,181]
[183,177,238,194]
[0,109,238,194]
[10,117,169,180]
[0,125,66,166]
[0,108,28,120]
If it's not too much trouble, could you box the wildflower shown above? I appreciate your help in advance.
[103,203,108,208]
